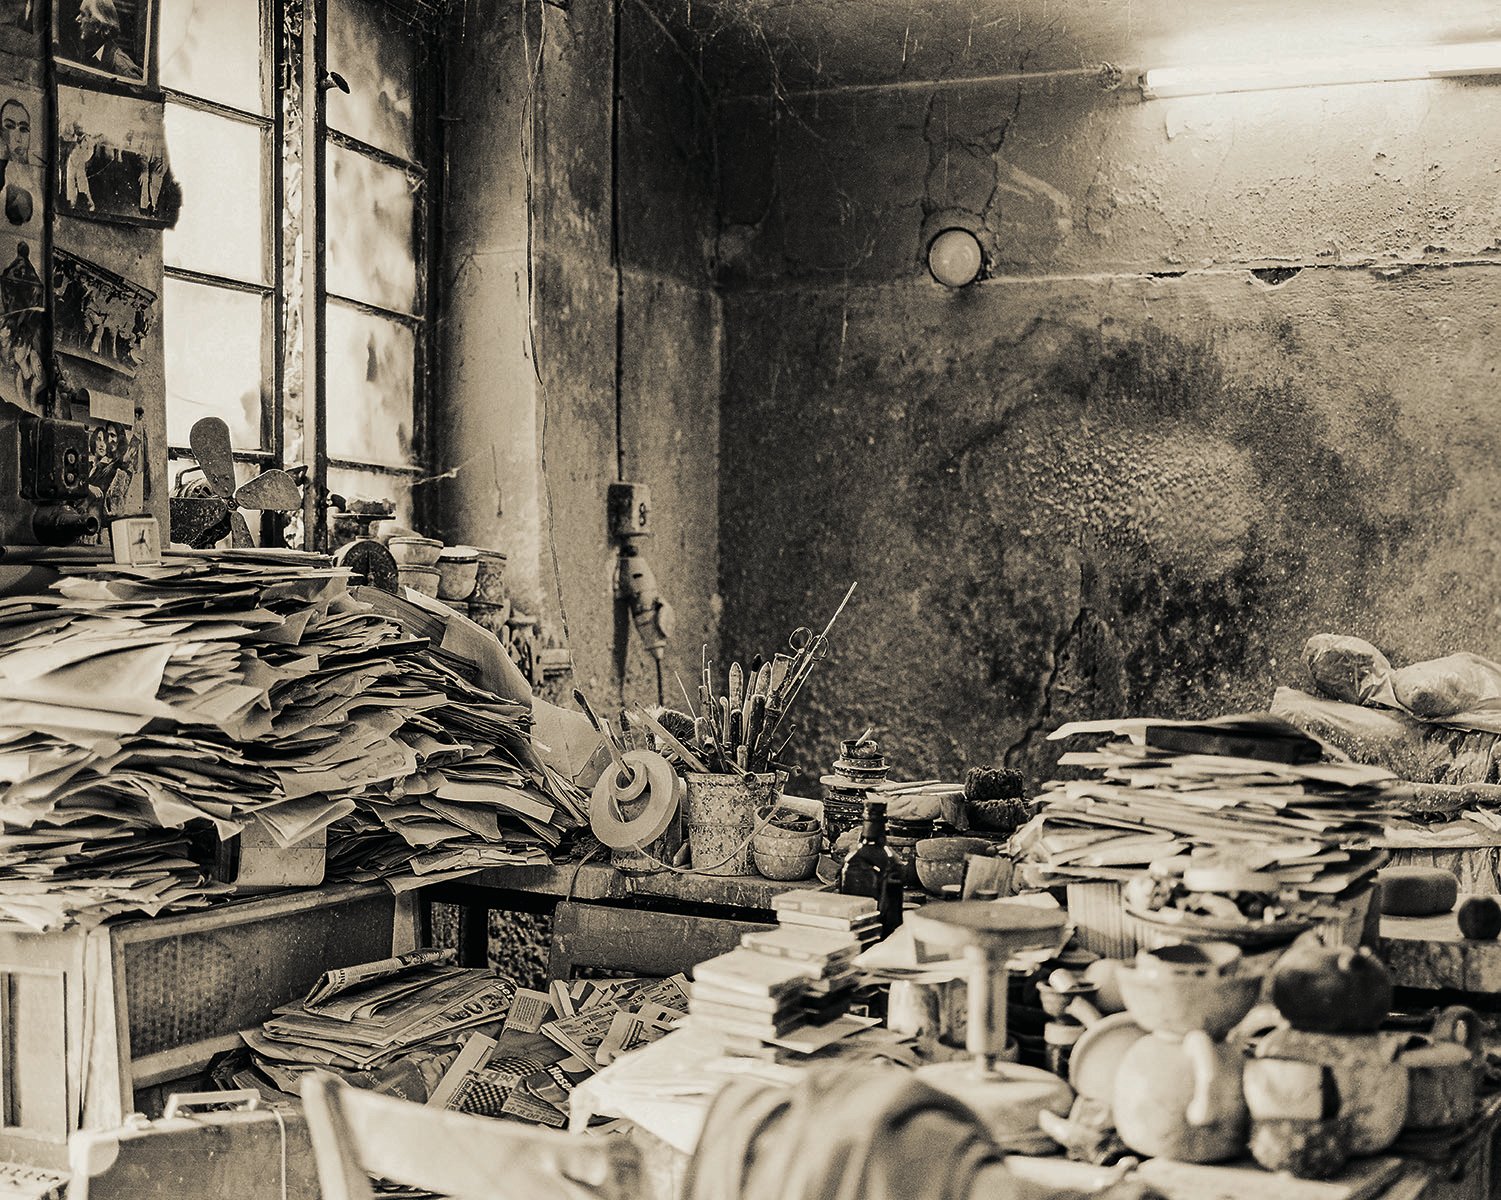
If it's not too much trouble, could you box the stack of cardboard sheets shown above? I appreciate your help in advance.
[0,550,583,929]
[1016,714,1395,902]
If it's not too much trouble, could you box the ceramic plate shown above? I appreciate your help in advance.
[1126,903,1312,948]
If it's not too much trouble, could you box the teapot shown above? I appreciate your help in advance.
[1112,1029,1248,1162]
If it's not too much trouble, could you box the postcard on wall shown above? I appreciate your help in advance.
[57,85,179,228]
[0,235,46,414]
[54,0,151,84]
[0,81,44,245]
[52,246,156,379]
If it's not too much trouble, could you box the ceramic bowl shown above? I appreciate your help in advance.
[1116,964,1263,1038]
[1038,980,1101,1020]
[915,836,992,894]
[387,535,443,566]
[1134,941,1242,979]
[753,845,819,881]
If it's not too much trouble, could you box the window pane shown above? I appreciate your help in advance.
[327,465,412,530]
[326,144,416,313]
[164,279,264,450]
[327,0,416,160]
[160,0,264,115]
[325,300,414,467]
[163,104,265,284]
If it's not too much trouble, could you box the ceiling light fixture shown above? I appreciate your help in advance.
[1141,40,1501,100]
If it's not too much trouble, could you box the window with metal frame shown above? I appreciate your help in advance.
[160,0,439,549]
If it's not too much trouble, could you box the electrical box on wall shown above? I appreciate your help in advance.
[608,481,652,540]
[19,418,88,502]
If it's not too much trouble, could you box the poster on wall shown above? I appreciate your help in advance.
[56,85,179,227]
[0,81,46,415]
[0,1,44,61]
[81,416,143,537]
[52,247,156,379]
[54,0,150,84]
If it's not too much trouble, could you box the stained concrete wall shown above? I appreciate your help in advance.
[438,0,720,708]
[716,71,1501,789]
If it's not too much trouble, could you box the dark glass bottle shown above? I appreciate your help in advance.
[839,797,901,935]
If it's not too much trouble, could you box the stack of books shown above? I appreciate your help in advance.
[771,889,882,950]
[687,949,821,1042]
[741,924,862,1024]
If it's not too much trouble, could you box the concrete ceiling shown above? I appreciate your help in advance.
[649,0,1501,96]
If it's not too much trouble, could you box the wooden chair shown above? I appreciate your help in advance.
[299,1071,643,1200]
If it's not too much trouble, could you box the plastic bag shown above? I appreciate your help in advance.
[1391,652,1501,719]
[1302,634,1394,706]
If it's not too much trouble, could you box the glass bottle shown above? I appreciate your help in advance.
[839,797,901,935]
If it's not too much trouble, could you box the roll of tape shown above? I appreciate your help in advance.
[590,749,679,850]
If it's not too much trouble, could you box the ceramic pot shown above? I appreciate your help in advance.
[1400,1041,1476,1130]
[916,836,991,895]
[1113,1030,1248,1162]
[396,564,440,597]
[436,547,479,600]
[472,549,509,604]
[1254,1027,1408,1154]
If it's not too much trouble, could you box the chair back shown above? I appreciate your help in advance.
[299,1071,642,1200]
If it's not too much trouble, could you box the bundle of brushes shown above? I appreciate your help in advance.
[691,583,858,775]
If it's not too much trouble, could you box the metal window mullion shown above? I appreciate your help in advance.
[324,290,423,327]
[325,126,425,180]
[305,0,330,551]
[163,265,275,296]
[327,457,423,477]
[266,0,288,545]
[162,88,273,129]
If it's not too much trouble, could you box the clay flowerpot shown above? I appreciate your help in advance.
[1113,1030,1248,1163]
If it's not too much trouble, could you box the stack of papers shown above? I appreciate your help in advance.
[235,955,688,1129]
[1015,714,1396,900]
[242,947,517,1083]
[0,551,584,929]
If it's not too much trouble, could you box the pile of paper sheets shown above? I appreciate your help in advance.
[1015,714,1396,898]
[233,950,688,1128]
[0,550,584,930]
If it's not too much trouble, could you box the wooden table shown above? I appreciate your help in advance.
[1379,899,1501,1000]
[427,861,804,977]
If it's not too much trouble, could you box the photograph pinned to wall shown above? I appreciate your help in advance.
[57,85,179,227]
[53,247,156,378]
[0,235,46,414]
[0,0,44,61]
[54,0,149,84]
[81,416,144,540]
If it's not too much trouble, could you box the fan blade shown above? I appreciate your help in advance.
[187,417,239,499]
[235,469,301,511]
[229,509,255,549]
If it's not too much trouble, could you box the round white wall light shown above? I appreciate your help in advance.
[927,227,983,288]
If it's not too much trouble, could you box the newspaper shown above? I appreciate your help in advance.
[304,947,455,1008]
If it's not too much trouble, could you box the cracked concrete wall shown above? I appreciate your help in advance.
[438,0,721,709]
[716,72,1501,791]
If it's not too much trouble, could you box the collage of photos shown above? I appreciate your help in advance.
[57,84,179,226]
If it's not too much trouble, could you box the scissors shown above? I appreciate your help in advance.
[788,625,828,661]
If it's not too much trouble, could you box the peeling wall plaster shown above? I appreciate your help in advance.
[715,68,1501,792]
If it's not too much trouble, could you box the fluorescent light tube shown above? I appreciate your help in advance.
[1142,41,1501,99]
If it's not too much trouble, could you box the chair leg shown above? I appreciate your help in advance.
[457,903,490,968]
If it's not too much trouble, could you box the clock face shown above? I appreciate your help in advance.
[111,517,161,565]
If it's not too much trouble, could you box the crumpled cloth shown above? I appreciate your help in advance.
[682,1064,1004,1200]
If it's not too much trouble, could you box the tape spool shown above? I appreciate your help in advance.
[590,749,679,850]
